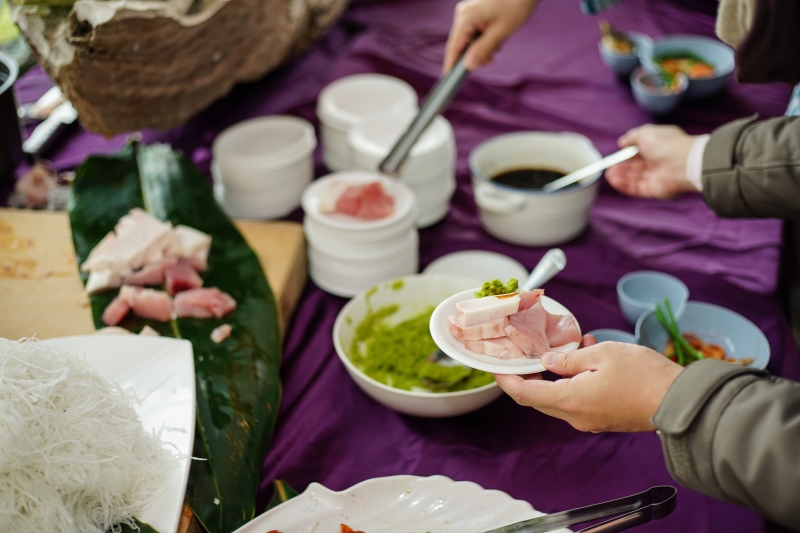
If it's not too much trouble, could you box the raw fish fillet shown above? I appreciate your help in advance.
[165,260,204,295]
[123,258,178,286]
[454,294,520,326]
[139,325,161,337]
[519,289,544,311]
[174,288,237,319]
[448,316,509,341]
[167,226,212,271]
[464,337,525,359]
[335,182,395,220]
[505,303,550,357]
[85,269,124,295]
[210,324,232,343]
[127,286,173,322]
[546,312,582,347]
[101,294,131,326]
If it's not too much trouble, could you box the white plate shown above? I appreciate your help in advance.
[233,475,569,533]
[424,250,529,285]
[44,335,196,533]
[213,115,316,167]
[430,291,581,374]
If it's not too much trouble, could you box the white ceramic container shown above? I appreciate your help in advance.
[470,132,602,246]
[332,275,502,417]
[317,74,418,171]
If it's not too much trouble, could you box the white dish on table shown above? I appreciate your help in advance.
[430,290,581,375]
[234,475,567,533]
[424,250,529,286]
[44,335,196,533]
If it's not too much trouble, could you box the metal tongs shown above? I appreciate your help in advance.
[378,40,474,175]
[483,486,677,533]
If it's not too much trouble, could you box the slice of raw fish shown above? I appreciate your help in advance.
[101,294,131,326]
[139,325,161,337]
[85,269,124,295]
[454,294,520,327]
[546,312,582,347]
[210,324,232,343]
[448,315,509,341]
[505,303,550,357]
[464,337,525,359]
[165,260,204,295]
[129,287,173,322]
[174,288,237,319]
[335,182,395,220]
[123,258,178,287]
[167,226,212,271]
[81,232,118,273]
[519,289,544,311]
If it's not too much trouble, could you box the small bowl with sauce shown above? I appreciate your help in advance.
[469,131,602,246]
[630,68,688,115]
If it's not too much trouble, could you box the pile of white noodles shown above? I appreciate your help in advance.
[0,338,174,533]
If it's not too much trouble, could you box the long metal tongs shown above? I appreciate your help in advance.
[378,40,474,175]
[483,486,677,533]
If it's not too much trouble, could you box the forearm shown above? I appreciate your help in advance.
[702,115,800,219]
[653,360,800,530]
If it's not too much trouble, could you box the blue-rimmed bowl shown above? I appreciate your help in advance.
[598,31,653,78]
[617,271,689,326]
[630,68,688,115]
[588,329,637,344]
[469,132,602,246]
[635,301,770,369]
[638,34,734,100]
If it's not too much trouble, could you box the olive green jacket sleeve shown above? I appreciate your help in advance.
[652,360,800,530]
[702,115,800,220]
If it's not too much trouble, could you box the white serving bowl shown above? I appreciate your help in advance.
[333,275,503,417]
[213,115,316,168]
[318,74,418,171]
[470,132,601,246]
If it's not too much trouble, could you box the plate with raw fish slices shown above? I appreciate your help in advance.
[430,287,582,375]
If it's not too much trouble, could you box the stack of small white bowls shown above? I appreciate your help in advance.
[302,170,419,297]
[317,74,418,172]
[212,115,316,219]
[348,111,456,228]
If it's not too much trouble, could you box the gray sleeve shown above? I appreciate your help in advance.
[652,359,800,530]
[701,114,800,219]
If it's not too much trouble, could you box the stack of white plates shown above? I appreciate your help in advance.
[302,170,419,297]
[212,115,316,220]
[348,111,456,228]
[317,74,418,172]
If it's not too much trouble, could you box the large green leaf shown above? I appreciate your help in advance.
[68,143,282,533]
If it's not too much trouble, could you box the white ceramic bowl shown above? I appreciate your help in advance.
[470,132,602,246]
[213,115,316,169]
[333,275,503,417]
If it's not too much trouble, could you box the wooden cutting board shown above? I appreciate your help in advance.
[0,208,307,338]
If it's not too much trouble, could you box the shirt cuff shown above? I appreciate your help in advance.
[685,134,711,192]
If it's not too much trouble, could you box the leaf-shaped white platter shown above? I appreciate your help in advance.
[234,475,570,533]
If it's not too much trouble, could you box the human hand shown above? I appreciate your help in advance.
[605,125,699,199]
[494,338,683,432]
[444,0,540,72]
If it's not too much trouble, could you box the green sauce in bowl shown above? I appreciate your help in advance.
[349,305,493,393]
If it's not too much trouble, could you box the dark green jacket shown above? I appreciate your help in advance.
[653,115,800,531]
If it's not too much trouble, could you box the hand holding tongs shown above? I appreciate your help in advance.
[482,486,677,533]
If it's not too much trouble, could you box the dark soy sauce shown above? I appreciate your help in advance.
[491,168,566,190]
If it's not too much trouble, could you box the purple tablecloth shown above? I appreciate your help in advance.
[14,0,799,530]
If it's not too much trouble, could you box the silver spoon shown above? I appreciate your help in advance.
[429,248,568,368]
[542,146,640,193]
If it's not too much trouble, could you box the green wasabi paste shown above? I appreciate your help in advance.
[349,305,494,393]
[475,278,519,298]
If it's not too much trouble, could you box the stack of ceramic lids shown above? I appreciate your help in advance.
[317,74,418,172]
[302,170,419,297]
[212,115,316,220]
[348,111,456,227]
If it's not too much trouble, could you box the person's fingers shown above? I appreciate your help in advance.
[580,334,597,348]
[465,19,509,70]
[618,127,644,148]
[444,7,479,72]
[494,372,564,409]
[541,348,599,377]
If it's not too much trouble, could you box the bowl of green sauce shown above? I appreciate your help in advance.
[333,274,503,417]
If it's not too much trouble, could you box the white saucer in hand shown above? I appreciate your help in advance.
[429,289,581,375]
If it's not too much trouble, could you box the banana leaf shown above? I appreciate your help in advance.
[68,143,282,533]
[265,480,300,512]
